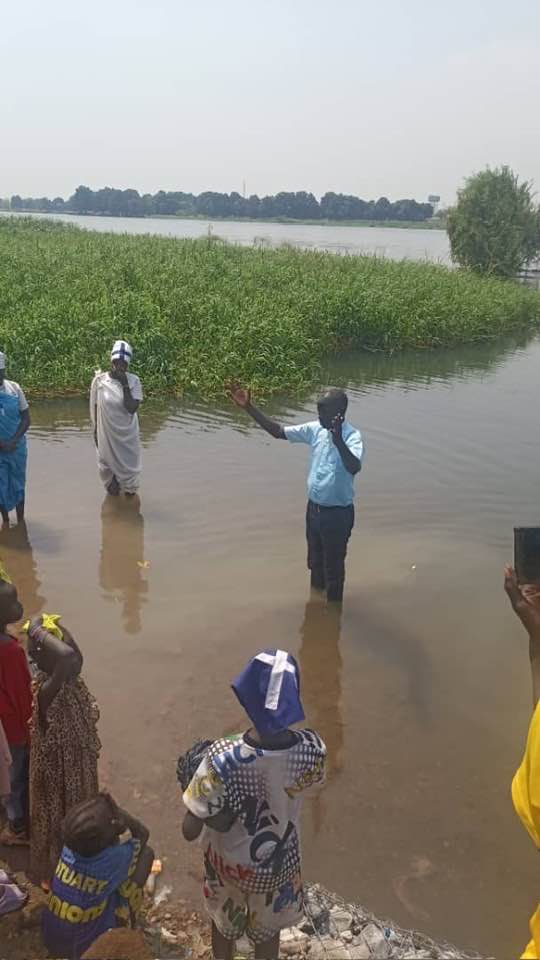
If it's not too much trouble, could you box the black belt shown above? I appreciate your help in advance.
[308,500,352,512]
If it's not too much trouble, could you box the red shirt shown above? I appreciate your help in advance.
[0,636,32,746]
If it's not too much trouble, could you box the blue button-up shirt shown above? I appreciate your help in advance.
[284,420,364,507]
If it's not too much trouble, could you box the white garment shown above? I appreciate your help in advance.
[0,380,29,412]
[90,372,143,493]
[183,729,326,894]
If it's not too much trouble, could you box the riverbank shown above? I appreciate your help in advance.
[5,209,444,231]
[155,215,446,230]
[1,216,539,398]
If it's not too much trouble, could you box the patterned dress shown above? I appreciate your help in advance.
[29,673,101,883]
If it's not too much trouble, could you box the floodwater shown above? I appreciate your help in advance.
[2,210,451,263]
[2,335,540,956]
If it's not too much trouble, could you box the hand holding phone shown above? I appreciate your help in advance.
[514,527,540,585]
[330,413,344,443]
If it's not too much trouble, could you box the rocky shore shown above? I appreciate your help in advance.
[0,857,484,960]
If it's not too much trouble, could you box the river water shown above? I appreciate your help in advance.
[3,210,451,263]
[2,335,539,955]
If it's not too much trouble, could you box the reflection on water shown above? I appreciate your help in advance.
[29,396,172,446]
[0,522,45,615]
[347,593,432,724]
[321,332,534,392]
[299,599,343,834]
[99,496,148,634]
[10,330,540,957]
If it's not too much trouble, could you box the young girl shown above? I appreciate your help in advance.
[182,649,326,960]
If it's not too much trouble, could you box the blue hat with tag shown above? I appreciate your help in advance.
[232,649,305,735]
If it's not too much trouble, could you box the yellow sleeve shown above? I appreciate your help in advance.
[512,700,540,848]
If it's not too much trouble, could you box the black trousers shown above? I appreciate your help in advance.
[306,500,355,602]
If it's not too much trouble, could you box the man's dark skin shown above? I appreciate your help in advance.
[94,358,140,496]
[229,385,361,476]
[0,368,31,524]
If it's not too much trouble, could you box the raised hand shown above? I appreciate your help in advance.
[504,566,540,640]
[112,370,128,387]
[228,383,251,408]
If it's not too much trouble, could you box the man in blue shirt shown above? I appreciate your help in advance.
[230,386,363,601]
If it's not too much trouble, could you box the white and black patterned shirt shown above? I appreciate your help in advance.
[183,729,326,893]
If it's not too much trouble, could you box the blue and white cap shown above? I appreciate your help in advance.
[232,649,305,735]
[111,340,133,364]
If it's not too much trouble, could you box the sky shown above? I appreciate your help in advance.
[1,0,539,205]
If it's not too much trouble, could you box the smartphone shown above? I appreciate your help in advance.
[514,527,540,584]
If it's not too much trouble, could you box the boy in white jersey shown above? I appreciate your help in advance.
[182,649,326,960]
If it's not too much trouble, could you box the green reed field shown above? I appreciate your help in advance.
[1,217,539,397]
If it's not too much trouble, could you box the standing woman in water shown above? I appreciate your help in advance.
[0,352,31,526]
[90,341,143,497]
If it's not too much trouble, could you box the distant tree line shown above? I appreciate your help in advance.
[4,185,434,222]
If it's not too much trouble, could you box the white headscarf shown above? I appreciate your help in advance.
[110,340,133,365]
[0,353,6,370]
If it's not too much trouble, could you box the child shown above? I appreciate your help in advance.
[0,577,31,844]
[182,649,326,960]
[42,792,154,960]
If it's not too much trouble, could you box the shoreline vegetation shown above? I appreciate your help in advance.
[5,209,446,231]
[1,216,539,400]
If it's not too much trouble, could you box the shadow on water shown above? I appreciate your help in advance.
[99,496,148,635]
[298,598,343,834]
[29,396,172,446]
[344,591,432,724]
[320,332,537,394]
[165,331,537,431]
[22,332,537,443]
[0,522,45,615]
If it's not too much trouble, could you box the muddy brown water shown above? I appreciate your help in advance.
[2,336,540,956]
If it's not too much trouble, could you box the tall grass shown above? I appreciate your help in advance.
[1,216,539,397]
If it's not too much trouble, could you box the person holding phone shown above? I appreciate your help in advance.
[229,386,363,602]
[505,562,540,958]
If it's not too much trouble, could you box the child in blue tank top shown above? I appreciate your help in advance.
[42,792,153,960]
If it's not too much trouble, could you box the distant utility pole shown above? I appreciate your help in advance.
[242,179,246,199]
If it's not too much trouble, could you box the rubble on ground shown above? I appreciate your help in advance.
[0,860,484,960]
[0,859,48,960]
[264,884,485,960]
[82,928,154,959]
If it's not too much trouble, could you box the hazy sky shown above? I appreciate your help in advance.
[2,0,539,204]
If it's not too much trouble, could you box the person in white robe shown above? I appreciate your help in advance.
[90,341,143,496]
